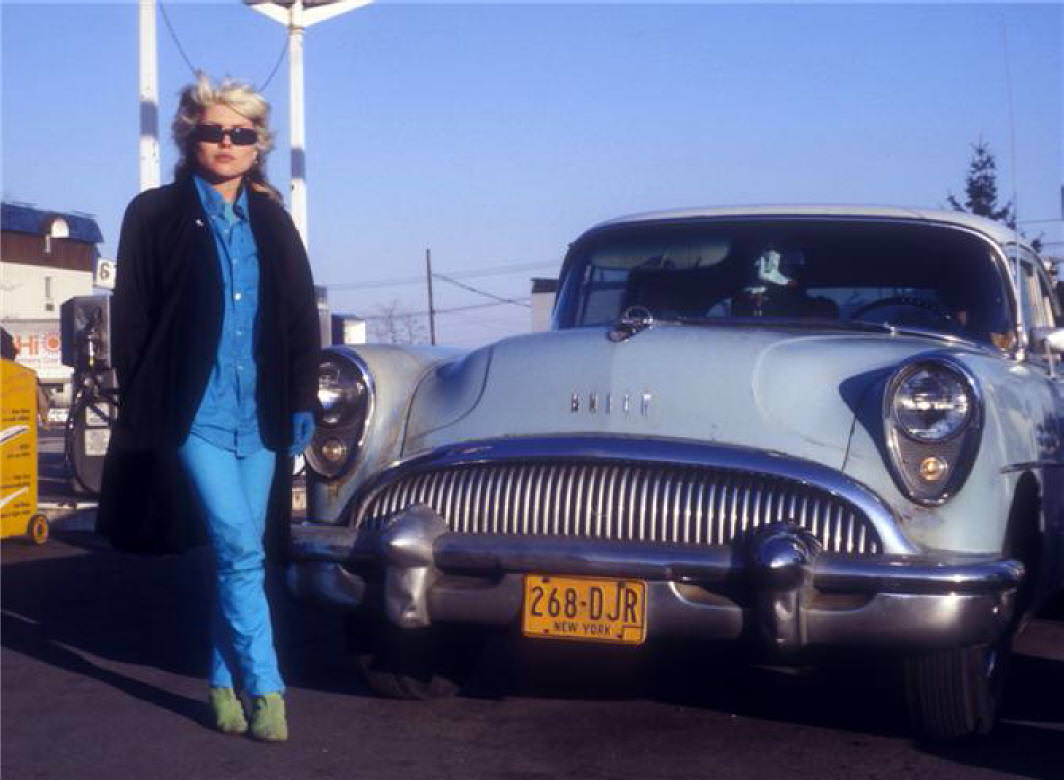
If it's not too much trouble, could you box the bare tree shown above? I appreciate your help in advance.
[368,300,429,344]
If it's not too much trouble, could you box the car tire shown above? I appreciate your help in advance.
[903,638,1011,740]
[348,619,481,700]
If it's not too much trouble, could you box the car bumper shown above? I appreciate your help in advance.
[287,506,1023,652]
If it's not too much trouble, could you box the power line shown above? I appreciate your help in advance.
[360,298,531,321]
[325,261,556,291]
[158,2,198,77]
[159,3,289,92]
[433,273,532,308]
[257,33,289,92]
[327,273,425,291]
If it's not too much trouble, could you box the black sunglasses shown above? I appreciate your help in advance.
[193,124,259,146]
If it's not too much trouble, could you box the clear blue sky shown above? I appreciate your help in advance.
[3,1,1061,345]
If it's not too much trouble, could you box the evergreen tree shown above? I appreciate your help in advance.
[947,140,1016,228]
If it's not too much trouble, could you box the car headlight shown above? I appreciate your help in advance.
[316,360,368,427]
[883,357,982,506]
[891,367,973,442]
[308,351,374,479]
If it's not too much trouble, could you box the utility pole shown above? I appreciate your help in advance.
[138,0,160,192]
[425,248,437,345]
[244,0,372,248]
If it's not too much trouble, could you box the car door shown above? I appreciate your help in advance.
[1018,251,1064,593]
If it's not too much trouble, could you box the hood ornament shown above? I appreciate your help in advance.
[608,306,654,343]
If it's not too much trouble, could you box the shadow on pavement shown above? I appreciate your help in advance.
[920,652,1064,779]
[476,615,1064,778]
[3,529,1062,778]
[0,530,367,722]
[1,609,205,726]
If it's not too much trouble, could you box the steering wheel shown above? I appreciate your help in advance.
[849,295,954,327]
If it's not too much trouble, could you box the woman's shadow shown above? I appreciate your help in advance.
[0,527,363,728]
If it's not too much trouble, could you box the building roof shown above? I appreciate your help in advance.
[589,205,1025,247]
[1,202,104,245]
[531,277,559,294]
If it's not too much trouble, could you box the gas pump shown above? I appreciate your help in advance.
[59,296,118,495]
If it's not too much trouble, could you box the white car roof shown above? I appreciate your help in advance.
[590,205,1025,247]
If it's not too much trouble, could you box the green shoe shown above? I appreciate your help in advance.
[250,692,288,742]
[208,687,248,735]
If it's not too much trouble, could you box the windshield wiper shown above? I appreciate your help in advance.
[664,316,981,345]
[607,312,981,349]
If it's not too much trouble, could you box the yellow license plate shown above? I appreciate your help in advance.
[522,575,647,645]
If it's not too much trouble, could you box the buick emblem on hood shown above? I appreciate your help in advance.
[571,391,651,416]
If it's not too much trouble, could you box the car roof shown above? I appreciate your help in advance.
[587,205,1025,248]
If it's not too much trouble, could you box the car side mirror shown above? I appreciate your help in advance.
[1030,327,1064,354]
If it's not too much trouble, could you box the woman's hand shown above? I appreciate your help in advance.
[288,411,315,456]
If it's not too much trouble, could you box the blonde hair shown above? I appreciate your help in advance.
[172,72,280,200]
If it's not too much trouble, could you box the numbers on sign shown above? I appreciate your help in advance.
[548,589,561,617]
[589,586,603,620]
[530,585,544,617]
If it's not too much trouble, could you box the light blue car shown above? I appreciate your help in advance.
[291,206,1064,739]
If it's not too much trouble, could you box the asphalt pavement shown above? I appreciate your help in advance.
[2,432,1062,779]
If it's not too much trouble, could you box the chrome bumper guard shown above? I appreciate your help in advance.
[287,506,1023,651]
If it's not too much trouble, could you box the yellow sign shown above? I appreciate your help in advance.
[522,574,647,645]
[1,359,40,540]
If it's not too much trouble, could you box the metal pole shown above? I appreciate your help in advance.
[426,248,437,345]
[246,0,372,245]
[138,0,160,191]
[289,1,308,247]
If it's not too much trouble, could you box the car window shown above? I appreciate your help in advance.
[557,220,1014,346]
[1020,261,1055,330]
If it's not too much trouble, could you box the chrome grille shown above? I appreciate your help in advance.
[358,462,882,554]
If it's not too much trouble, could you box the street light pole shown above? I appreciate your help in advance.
[138,0,160,192]
[245,0,372,249]
[289,18,308,245]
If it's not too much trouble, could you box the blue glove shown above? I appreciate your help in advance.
[288,411,315,456]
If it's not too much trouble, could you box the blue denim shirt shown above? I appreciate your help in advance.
[190,176,264,455]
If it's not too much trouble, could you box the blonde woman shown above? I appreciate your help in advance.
[99,74,320,741]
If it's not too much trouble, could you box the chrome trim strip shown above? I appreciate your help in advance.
[432,535,1021,594]
[1000,460,1064,473]
[289,524,1021,596]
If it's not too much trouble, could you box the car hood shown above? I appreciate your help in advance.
[403,325,968,470]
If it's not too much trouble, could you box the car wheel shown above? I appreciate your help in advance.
[903,638,1011,740]
[28,514,49,545]
[348,619,482,700]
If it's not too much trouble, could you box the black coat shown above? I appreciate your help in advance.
[97,176,320,556]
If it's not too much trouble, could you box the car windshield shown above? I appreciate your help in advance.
[554,219,1014,346]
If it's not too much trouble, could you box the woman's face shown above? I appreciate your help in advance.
[193,103,259,184]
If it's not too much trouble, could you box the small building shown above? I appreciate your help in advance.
[1,202,104,401]
[331,314,367,345]
[530,277,558,332]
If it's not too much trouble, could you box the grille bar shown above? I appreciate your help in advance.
[359,461,882,554]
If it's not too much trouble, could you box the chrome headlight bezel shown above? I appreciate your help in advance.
[316,359,367,428]
[307,350,374,479]
[889,365,975,443]
[882,357,983,507]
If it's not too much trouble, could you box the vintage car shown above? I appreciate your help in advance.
[290,206,1063,739]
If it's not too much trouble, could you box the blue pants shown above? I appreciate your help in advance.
[177,434,283,696]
